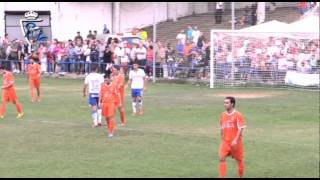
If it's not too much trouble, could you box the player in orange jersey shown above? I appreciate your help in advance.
[99,74,118,138]
[27,56,41,102]
[0,65,24,119]
[111,65,126,127]
[218,97,246,178]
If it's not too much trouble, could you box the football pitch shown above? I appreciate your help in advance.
[0,76,318,178]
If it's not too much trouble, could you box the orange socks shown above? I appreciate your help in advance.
[120,110,125,124]
[106,118,114,134]
[15,102,23,113]
[219,161,226,178]
[238,160,244,178]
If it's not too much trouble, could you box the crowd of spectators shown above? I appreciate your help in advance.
[0,3,318,83]
[213,34,319,82]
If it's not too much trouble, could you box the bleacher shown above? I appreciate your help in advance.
[143,7,301,47]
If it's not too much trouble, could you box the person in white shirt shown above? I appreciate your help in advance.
[83,64,104,127]
[176,30,186,45]
[192,26,201,44]
[257,2,265,24]
[127,61,147,116]
[135,44,147,67]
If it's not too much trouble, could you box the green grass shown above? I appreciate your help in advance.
[0,75,318,178]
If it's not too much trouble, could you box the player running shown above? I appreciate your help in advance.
[111,65,126,126]
[27,55,41,102]
[0,65,24,119]
[218,97,246,178]
[127,61,147,116]
[99,74,118,138]
[83,64,104,128]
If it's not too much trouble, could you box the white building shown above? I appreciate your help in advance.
[0,2,297,42]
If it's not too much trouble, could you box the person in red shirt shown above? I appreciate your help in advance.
[218,96,246,178]
[111,65,126,127]
[99,74,118,138]
[0,65,24,119]
[27,55,41,102]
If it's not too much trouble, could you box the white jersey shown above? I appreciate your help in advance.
[84,73,104,94]
[129,69,146,89]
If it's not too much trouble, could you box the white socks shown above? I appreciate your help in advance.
[132,102,137,113]
[92,110,98,126]
[97,109,102,124]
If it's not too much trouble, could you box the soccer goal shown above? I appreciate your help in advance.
[209,29,319,89]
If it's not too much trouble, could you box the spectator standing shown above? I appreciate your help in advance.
[215,2,224,24]
[186,26,193,42]
[257,2,266,24]
[93,30,98,40]
[176,30,186,45]
[136,43,147,68]
[155,42,166,78]
[251,3,257,25]
[166,43,176,80]
[103,24,110,35]
[197,32,205,49]
[102,46,113,76]
[145,45,154,78]
[38,43,48,73]
[298,2,308,15]
[87,30,94,40]
[192,26,201,45]
[74,31,83,43]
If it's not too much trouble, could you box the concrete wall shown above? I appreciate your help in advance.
[0,2,300,40]
[50,2,112,41]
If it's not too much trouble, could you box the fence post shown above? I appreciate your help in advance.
[210,30,214,89]
[231,2,235,86]
[152,2,157,83]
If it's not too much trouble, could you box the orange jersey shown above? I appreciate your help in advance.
[220,110,246,142]
[113,73,125,90]
[28,63,41,79]
[100,82,118,104]
[2,71,15,91]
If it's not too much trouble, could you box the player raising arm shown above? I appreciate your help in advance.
[218,97,246,178]
[126,61,147,116]
[0,65,24,119]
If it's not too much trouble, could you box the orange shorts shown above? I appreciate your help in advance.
[29,78,40,87]
[101,103,115,117]
[219,139,243,161]
[115,92,124,107]
[2,90,17,103]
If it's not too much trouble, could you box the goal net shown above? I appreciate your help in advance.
[209,30,319,88]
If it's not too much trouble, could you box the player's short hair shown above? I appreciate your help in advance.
[0,65,8,70]
[132,60,139,65]
[225,96,236,107]
[91,64,98,72]
[113,65,120,71]
[104,73,110,79]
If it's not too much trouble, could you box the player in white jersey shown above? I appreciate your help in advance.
[127,61,147,116]
[83,64,104,127]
